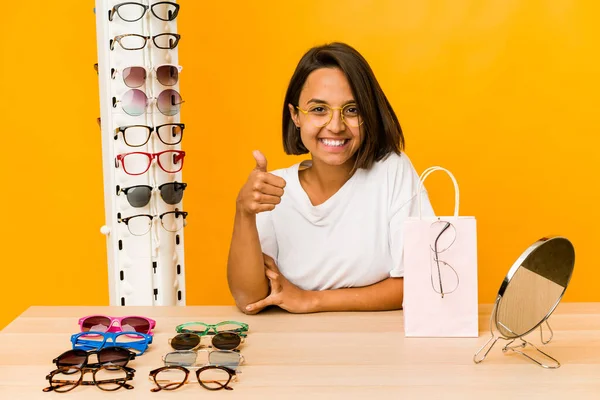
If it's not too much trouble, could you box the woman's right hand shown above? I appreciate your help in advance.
[236,150,287,215]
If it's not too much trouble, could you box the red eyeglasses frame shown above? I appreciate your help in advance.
[115,150,186,175]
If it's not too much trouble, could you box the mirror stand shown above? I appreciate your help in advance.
[473,300,561,369]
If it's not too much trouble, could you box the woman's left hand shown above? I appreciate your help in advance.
[245,254,317,314]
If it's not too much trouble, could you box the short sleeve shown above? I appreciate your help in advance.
[256,210,278,260]
[388,155,435,278]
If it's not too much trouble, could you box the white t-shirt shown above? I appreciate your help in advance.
[256,152,435,291]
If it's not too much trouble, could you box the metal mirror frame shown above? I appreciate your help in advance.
[473,236,575,368]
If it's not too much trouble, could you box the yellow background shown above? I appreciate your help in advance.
[0,1,598,329]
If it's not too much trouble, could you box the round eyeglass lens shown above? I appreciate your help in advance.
[198,367,231,390]
[171,333,200,351]
[121,89,147,116]
[155,367,186,390]
[212,332,241,350]
[156,89,182,116]
[51,368,82,392]
[94,365,127,391]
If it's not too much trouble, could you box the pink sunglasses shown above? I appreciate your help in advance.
[78,315,156,335]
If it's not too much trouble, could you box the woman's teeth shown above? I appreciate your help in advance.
[320,139,348,147]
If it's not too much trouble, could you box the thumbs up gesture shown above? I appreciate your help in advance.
[236,150,287,215]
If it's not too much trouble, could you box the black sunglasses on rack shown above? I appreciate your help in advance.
[117,182,187,208]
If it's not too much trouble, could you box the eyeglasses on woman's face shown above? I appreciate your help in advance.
[296,103,363,128]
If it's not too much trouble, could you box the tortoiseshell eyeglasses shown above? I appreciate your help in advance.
[110,33,181,51]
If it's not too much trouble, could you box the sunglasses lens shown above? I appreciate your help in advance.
[160,182,185,205]
[212,332,241,350]
[157,89,182,116]
[156,65,179,86]
[171,334,200,350]
[116,3,146,22]
[156,124,183,145]
[82,316,111,332]
[164,350,196,366]
[97,347,131,367]
[121,316,151,333]
[56,350,88,370]
[209,351,241,369]
[122,67,146,88]
[124,186,151,208]
[121,89,147,116]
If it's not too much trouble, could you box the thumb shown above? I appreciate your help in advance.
[253,150,267,172]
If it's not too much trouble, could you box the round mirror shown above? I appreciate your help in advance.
[494,236,575,339]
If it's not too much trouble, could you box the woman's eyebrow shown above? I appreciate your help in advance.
[306,98,356,105]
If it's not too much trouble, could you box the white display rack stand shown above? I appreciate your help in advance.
[95,0,186,306]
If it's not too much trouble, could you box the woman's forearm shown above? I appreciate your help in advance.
[227,210,270,313]
[311,277,404,312]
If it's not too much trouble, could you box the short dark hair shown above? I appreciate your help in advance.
[282,42,404,170]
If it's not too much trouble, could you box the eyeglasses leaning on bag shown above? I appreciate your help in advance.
[402,166,479,338]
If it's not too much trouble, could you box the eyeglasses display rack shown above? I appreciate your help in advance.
[95,0,187,306]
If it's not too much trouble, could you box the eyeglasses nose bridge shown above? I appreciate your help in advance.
[326,106,346,127]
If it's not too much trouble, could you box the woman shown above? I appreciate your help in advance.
[227,42,434,314]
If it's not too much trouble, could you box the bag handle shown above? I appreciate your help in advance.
[418,166,460,218]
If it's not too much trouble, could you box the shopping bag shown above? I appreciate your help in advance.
[403,166,478,337]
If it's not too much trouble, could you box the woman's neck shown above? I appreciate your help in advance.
[299,157,356,205]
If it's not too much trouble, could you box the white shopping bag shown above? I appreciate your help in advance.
[403,166,478,337]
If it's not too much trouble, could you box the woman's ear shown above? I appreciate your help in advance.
[288,103,300,128]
